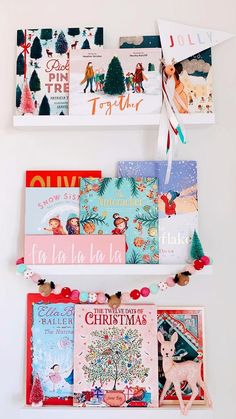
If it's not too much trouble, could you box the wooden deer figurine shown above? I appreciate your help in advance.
[157,331,212,415]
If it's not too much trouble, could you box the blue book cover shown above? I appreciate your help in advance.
[80,177,159,264]
[25,187,80,235]
[117,161,198,264]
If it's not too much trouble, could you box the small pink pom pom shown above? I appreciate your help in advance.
[53,284,62,295]
[185,264,196,274]
[97,292,107,304]
[140,287,150,297]
[71,290,80,301]
[31,273,41,284]
[166,277,176,287]
[201,255,210,266]
[121,292,131,303]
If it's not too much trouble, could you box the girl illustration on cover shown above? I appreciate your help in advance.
[66,213,80,235]
[161,190,180,218]
[44,217,66,235]
[133,63,147,93]
[112,213,129,251]
[48,364,73,392]
[80,62,95,93]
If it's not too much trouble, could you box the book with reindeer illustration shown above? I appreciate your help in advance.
[16,27,103,116]
[117,161,198,264]
[73,304,158,407]
[79,177,159,264]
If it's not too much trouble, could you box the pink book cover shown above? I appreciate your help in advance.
[73,304,158,408]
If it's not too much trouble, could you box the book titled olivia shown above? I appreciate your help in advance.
[24,235,126,264]
[26,170,102,187]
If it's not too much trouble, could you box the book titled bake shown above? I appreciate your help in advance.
[16,27,103,116]
[69,48,162,117]
[26,170,102,187]
[26,294,75,405]
[73,305,158,407]
[157,307,205,404]
[80,177,159,264]
[25,187,80,235]
[117,161,198,264]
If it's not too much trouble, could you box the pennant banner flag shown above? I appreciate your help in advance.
[158,19,234,64]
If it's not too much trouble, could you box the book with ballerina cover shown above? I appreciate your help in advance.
[73,305,158,407]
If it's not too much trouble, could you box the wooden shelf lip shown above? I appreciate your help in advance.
[13,114,215,127]
[27,264,213,276]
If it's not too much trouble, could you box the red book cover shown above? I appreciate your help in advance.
[26,293,76,405]
[26,170,102,187]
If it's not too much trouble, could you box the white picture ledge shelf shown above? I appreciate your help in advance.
[13,114,215,128]
[27,264,213,277]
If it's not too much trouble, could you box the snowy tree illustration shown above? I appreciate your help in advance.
[82,326,149,390]
[16,53,24,76]
[29,70,41,92]
[40,29,53,43]
[16,84,22,108]
[68,28,80,37]
[103,56,126,95]
[17,29,25,46]
[81,39,90,49]
[39,95,50,115]
[148,63,155,71]
[30,37,42,60]
[94,28,103,46]
[55,31,68,55]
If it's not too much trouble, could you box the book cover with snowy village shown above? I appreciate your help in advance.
[117,161,198,264]
[16,27,103,116]
[73,305,158,407]
[26,294,75,405]
[69,48,162,117]
[79,177,159,264]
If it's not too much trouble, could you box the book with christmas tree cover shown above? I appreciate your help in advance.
[16,27,103,116]
[73,305,158,407]
[79,177,159,264]
[26,294,75,405]
[69,48,162,117]
[117,161,198,264]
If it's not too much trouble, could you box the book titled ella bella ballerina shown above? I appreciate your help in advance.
[24,235,126,264]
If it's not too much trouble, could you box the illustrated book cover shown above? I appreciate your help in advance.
[73,305,158,407]
[117,161,198,264]
[16,27,103,116]
[157,307,205,404]
[26,170,102,187]
[25,187,80,235]
[79,177,159,264]
[26,294,75,405]
[69,48,162,117]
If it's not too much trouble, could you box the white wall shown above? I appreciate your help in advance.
[0,0,235,418]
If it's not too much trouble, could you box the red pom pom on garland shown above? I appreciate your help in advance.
[61,287,72,298]
[130,289,141,300]
[193,259,205,270]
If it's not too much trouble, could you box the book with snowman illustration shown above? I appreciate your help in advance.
[117,161,198,263]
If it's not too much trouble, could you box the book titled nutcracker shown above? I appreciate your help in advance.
[16,27,103,116]
[26,294,75,405]
[25,187,80,235]
[117,161,198,264]
[79,177,159,264]
[157,307,205,404]
[73,305,158,407]
[69,48,162,117]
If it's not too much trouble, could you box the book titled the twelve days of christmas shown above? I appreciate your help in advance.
[69,48,162,117]
[79,177,159,264]
[16,27,103,116]
[73,305,158,407]
[117,162,198,263]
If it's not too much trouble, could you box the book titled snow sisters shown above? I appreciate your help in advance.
[73,305,158,407]
[79,178,159,264]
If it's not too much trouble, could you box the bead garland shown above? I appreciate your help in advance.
[16,253,211,306]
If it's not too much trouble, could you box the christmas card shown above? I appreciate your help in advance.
[69,48,162,117]
[25,187,80,235]
[26,294,75,405]
[117,161,198,264]
[16,27,103,116]
[73,305,158,407]
[79,177,159,264]
[157,307,205,404]
[26,170,102,187]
